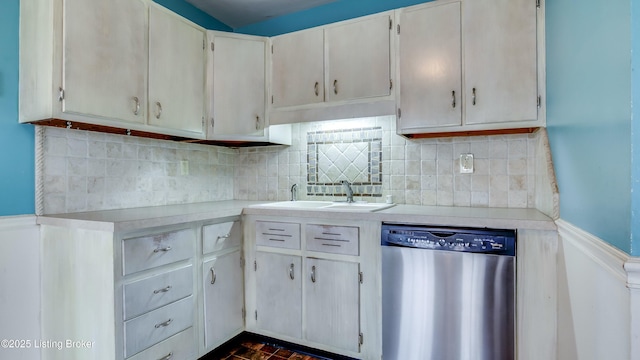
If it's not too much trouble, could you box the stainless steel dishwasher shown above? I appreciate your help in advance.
[381,223,516,360]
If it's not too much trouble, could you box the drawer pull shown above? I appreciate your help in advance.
[153,285,172,294]
[154,318,173,329]
[311,265,316,283]
[268,238,286,242]
[315,237,349,242]
[158,352,173,360]
[210,267,217,285]
[153,246,172,253]
[217,233,230,241]
[267,228,285,232]
[289,263,295,280]
[322,232,342,236]
[322,243,342,247]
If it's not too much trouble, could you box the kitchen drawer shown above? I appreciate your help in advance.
[123,229,194,275]
[123,265,193,320]
[306,224,359,256]
[256,221,301,250]
[203,221,241,254]
[124,295,194,358]
[126,327,196,360]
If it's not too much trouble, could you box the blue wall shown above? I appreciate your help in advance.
[0,0,35,216]
[235,0,432,36]
[153,0,231,31]
[546,0,634,254]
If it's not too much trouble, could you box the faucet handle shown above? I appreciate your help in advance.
[290,183,298,201]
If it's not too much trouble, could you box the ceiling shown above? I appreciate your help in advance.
[185,0,338,28]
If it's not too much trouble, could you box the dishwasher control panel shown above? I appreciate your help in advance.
[381,224,516,256]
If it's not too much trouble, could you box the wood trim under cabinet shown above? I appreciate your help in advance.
[29,119,281,147]
[400,127,539,139]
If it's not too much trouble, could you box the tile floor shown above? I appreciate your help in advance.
[201,334,354,360]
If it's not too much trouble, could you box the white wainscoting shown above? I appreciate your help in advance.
[0,215,41,360]
[556,219,631,360]
[625,259,640,360]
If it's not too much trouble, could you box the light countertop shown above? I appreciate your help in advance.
[37,200,264,232]
[38,201,556,233]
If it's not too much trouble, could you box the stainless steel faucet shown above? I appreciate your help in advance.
[290,183,298,201]
[340,180,354,203]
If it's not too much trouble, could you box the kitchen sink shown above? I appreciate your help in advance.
[324,202,395,211]
[253,200,333,209]
[251,201,395,212]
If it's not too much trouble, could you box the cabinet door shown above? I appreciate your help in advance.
[271,28,325,108]
[305,258,360,352]
[255,252,302,339]
[398,2,462,131]
[62,0,147,124]
[148,5,205,135]
[463,0,538,124]
[211,35,266,137]
[203,251,244,350]
[326,14,392,102]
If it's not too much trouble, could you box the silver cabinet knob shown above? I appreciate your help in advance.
[155,101,163,119]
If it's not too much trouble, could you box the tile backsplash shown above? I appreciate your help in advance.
[38,126,235,214]
[38,115,541,214]
[307,126,383,197]
[234,116,538,208]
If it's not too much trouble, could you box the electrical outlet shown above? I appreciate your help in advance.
[459,154,474,173]
[180,160,189,176]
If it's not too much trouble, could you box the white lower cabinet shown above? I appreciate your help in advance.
[124,296,194,357]
[203,250,244,350]
[126,328,196,360]
[305,258,361,353]
[201,219,245,353]
[255,252,303,338]
[245,216,381,359]
[39,216,245,360]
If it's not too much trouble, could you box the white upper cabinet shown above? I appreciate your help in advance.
[208,33,268,138]
[269,12,396,125]
[325,13,392,102]
[397,1,462,131]
[20,0,207,139]
[463,0,538,125]
[396,0,543,135]
[271,28,325,108]
[148,5,205,135]
[62,0,147,124]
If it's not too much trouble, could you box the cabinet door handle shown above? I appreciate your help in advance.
[153,246,171,253]
[210,266,217,284]
[132,96,140,115]
[451,91,456,109]
[158,352,173,360]
[153,285,172,294]
[255,116,260,130]
[472,88,477,106]
[333,80,338,95]
[154,318,173,328]
[289,263,295,280]
[311,265,316,283]
[314,82,319,96]
[155,101,163,119]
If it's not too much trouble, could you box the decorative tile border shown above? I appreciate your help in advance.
[306,127,383,197]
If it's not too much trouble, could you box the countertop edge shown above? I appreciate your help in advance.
[37,201,557,232]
